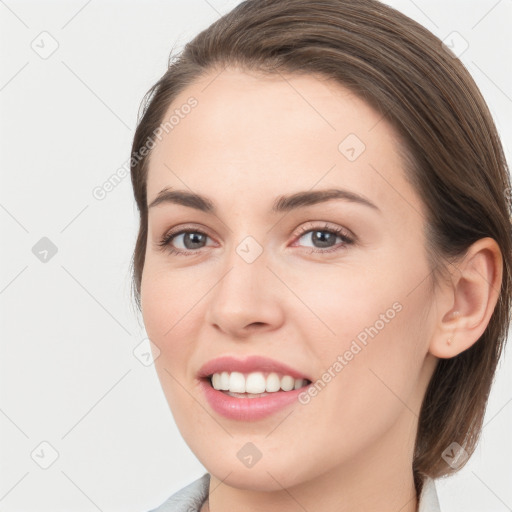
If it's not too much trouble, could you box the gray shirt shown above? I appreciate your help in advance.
[148,473,441,511]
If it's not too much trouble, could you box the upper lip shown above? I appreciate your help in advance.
[197,355,312,382]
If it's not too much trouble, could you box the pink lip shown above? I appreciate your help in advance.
[197,355,312,381]
[199,380,310,421]
[197,355,313,421]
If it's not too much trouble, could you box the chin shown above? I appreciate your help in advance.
[199,452,314,492]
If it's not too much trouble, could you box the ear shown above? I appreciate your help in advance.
[429,237,503,359]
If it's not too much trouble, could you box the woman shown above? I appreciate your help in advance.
[129,1,511,510]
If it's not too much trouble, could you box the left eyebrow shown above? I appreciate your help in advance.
[147,187,381,214]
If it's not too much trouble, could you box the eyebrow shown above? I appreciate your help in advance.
[148,187,381,214]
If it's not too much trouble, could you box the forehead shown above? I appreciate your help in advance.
[145,68,424,223]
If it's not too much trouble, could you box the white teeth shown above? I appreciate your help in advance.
[281,375,295,391]
[246,372,267,394]
[265,372,281,392]
[210,371,308,394]
[229,371,246,393]
[219,371,229,390]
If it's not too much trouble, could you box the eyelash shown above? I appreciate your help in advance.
[157,223,355,257]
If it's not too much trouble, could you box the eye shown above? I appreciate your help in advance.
[157,226,215,256]
[292,223,355,254]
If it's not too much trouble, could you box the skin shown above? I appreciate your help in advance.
[140,67,503,512]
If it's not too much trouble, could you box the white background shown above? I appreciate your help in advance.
[1,0,511,510]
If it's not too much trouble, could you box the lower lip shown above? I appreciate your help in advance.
[199,379,309,421]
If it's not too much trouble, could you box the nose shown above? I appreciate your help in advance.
[204,241,285,338]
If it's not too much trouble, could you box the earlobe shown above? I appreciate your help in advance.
[428,237,503,359]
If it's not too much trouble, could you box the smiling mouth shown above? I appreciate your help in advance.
[204,371,312,398]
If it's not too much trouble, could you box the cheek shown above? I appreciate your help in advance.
[292,248,431,402]
[140,258,193,339]
[140,270,169,343]
[140,264,197,377]
[287,261,392,356]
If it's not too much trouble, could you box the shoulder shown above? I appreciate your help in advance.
[418,476,442,512]
[148,473,210,512]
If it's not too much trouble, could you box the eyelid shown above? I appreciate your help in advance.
[162,222,214,240]
[159,221,352,244]
[293,221,355,241]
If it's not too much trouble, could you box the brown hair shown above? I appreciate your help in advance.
[129,0,512,497]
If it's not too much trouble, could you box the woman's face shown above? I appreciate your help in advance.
[141,68,439,491]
